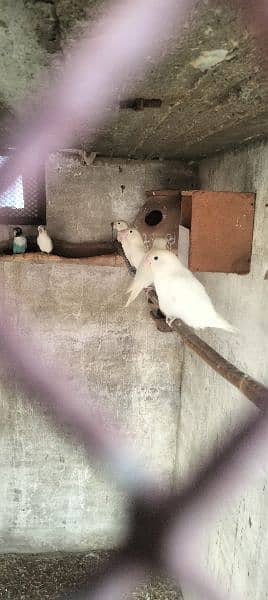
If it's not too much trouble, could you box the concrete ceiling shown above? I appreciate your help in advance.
[0,0,267,160]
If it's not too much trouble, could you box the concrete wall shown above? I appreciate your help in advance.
[2,146,268,600]
[178,142,268,600]
[0,157,194,553]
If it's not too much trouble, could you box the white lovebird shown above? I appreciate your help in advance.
[117,227,146,270]
[126,237,167,297]
[126,249,237,333]
[111,220,129,240]
[37,225,53,254]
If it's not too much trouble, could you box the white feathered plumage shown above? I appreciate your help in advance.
[112,220,129,236]
[117,227,146,270]
[126,237,167,295]
[37,226,53,254]
[126,249,237,333]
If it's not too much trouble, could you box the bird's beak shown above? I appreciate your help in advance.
[143,253,151,266]
[111,222,116,240]
[117,230,125,242]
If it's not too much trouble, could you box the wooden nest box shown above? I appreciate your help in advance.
[135,189,255,274]
[134,189,181,252]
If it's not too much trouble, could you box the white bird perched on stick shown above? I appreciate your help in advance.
[117,227,146,270]
[126,237,167,295]
[37,225,53,254]
[126,249,237,333]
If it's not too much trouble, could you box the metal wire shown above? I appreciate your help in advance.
[0,1,268,599]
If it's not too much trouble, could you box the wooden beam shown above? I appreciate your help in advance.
[52,239,116,258]
[150,304,268,410]
[170,320,268,410]
[0,238,118,259]
[0,252,124,267]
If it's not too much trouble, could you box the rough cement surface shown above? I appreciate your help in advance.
[46,155,195,242]
[0,156,195,242]
[178,141,268,599]
[0,552,182,599]
[0,158,188,553]
[0,1,267,158]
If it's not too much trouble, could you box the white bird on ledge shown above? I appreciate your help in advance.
[37,225,53,254]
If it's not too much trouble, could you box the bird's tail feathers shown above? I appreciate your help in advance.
[125,286,142,307]
[125,273,150,306]
[125,280,134,294]
[214,314,239,333]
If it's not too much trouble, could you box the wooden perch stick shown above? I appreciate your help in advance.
[0,252,124,266]
[0,237,117,258]
[170,319,268,410]
[150,300,268,410]
[0,237,126,266]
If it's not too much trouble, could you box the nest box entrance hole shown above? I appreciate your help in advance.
[133,190,181,252]
[145,210,163,226]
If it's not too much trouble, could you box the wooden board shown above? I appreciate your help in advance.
[181,190,255,274]
[0,252,124,266]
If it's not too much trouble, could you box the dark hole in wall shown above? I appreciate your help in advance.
[145,210,163,226]
[119,98,162,111]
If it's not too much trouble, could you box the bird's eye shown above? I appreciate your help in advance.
[118,222,121,225]
[129,230,133,233]
[154,256,159,260]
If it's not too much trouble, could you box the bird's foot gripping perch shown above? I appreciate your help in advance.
[145,286,155,299]
[166,316,175,328]
[149,309,173,333]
